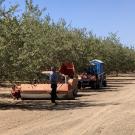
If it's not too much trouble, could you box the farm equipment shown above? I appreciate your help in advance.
[78,59,107,89]
[11,62,78,99]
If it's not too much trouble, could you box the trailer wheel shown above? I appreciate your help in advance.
[77,82,81,89]
[73,88,78,96]
[103,80,107,87]
[67,91,75,99]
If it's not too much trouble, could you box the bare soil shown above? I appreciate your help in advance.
[0,74,135,135]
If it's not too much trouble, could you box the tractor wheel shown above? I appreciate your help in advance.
[91,83,95,89]
[95,80,100,89]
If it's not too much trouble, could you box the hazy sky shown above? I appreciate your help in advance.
[3,0,135,46]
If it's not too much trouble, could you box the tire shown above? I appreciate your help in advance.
[103,80,107,87]
[91,82,95,89]
[77,82,81,89]
[67,91,75,99]
[95,80,100,89]
[73,88,78,97]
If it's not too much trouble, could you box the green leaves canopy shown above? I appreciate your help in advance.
[0,0,135,81]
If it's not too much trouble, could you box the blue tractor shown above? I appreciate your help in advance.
[78,59,107,89]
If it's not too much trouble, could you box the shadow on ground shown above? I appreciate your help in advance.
[0,99,120,111]
[78,78,133,92]
[79,84,121,92]
[0,82,122,111]
[0,76,131,111]
[0,93,12,99]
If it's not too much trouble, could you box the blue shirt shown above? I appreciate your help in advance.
[50,71,58,84]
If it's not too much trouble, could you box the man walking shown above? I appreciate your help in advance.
[50,66,58,104]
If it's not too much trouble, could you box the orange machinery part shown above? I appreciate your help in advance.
[59,62,75,77]
[18,83,72,94]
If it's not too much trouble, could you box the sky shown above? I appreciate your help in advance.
[3,0,135,47]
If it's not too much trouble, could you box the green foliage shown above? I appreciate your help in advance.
[0,0,135,81]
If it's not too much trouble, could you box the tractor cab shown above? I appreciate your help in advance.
[88,59,104,75]
[78,59,107,89]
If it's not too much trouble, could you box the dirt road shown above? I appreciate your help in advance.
[0,74,135,135]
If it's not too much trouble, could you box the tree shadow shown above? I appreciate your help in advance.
[78,78,133,93]
[106,85,123,88]
[0,93,12,99]
[0,99,120,111]
[78,86,120,92]
[107,79,135,82]
[76,93,97,97]
[108,82,135,84]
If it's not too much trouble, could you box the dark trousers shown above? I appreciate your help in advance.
[51,84,57,103]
